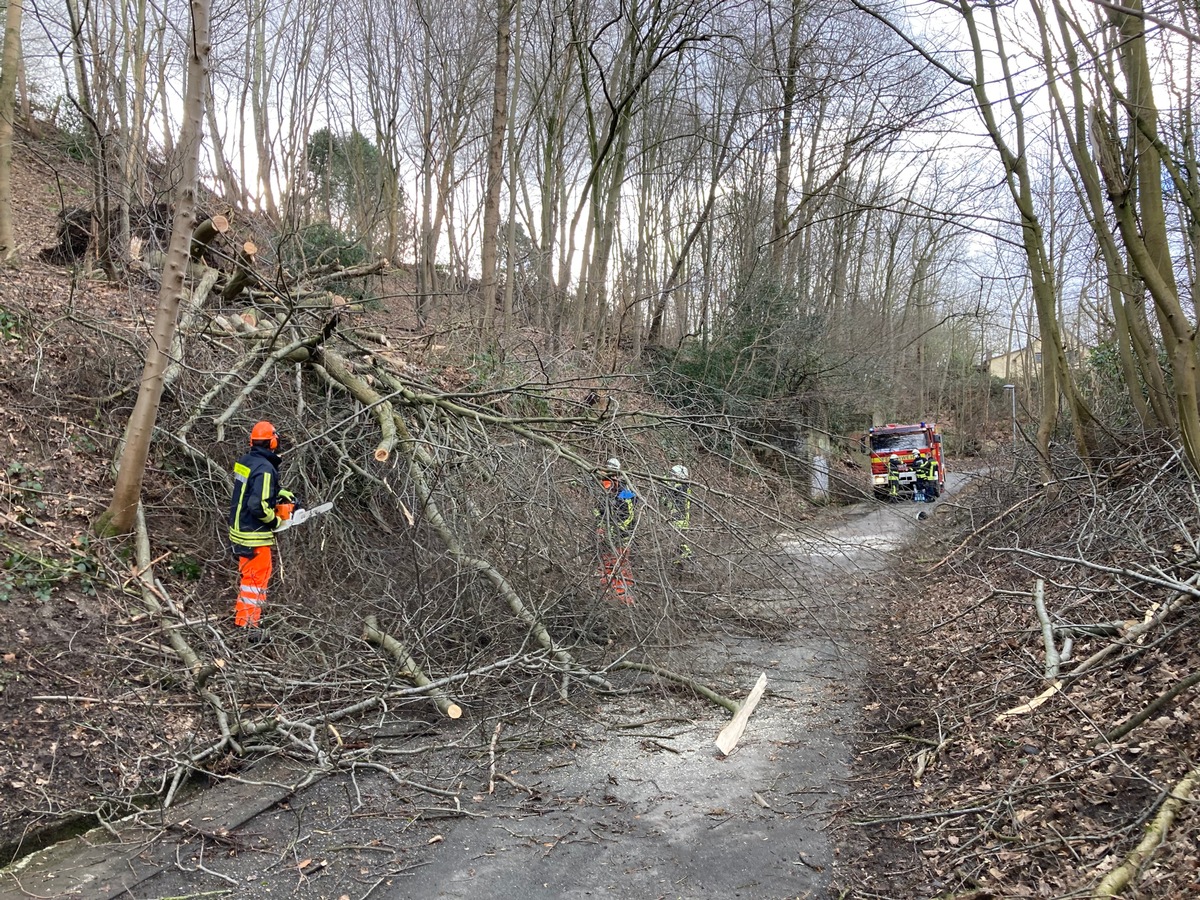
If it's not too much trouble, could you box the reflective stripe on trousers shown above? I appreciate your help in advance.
[236,545,272,627]
[598,548,634,606]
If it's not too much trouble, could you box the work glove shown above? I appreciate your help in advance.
[279,489,304,511]
[274,490,295,524]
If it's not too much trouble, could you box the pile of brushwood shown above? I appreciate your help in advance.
[837,444,1200,899]
[0,231,812,857]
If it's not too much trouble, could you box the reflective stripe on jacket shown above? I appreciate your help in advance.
[594,476,638,538]
[228,446,283,548]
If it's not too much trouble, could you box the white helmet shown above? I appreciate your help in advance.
[889,454,899,460]
[670,464,689,480]
[606,457,621,471]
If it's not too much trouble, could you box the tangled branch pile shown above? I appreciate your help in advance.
[0,235,818,852]
[840,448,1200,899]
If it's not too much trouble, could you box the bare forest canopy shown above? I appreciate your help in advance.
[2,0,1199,463]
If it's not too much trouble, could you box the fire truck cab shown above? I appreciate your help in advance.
[866,422,945,500]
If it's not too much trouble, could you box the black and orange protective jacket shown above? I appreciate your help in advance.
[594,476,638,543]
[915,455,937,482]
[228,446,286,549]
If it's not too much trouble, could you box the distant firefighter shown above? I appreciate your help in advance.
[886,454,904,500]
[593,457,639,604]
[913,451,935,502]
[665,464,692,571]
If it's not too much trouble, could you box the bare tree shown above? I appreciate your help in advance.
[98,0,211,534]
[478,0,512,335]
[0,0,22,264]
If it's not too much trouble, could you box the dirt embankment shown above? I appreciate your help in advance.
[836,460,1200,899]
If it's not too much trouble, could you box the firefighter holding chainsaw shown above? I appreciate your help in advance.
[228,421,298,632]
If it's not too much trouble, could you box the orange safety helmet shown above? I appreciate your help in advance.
[249,420,279,450]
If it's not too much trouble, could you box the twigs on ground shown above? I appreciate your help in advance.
[1090,764,1200,896]
[927,489,1044,572]
[611,660,738,713]
[841,460,1200,898]
[1102,670,1200,745]
[362,615,462,719]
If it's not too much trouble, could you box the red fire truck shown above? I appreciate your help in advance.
[866,422,945,500]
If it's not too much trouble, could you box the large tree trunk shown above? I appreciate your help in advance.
[0,0,22,264]
[478,0,512,337]
[98,0,211,534]
[1102,0,1200,474]
[770,0,802,270]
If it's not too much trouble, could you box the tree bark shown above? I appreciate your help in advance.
[479,0,512,337]
[0,0,22,264]
[98,0,211,534]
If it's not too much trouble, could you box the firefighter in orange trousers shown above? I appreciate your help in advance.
[228,421,296,635]
[594,457,639,604]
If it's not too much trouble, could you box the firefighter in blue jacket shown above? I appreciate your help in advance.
[594,457,638,604]
[228,421,296,631]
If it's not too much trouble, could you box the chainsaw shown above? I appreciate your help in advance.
[275,501,333,532]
